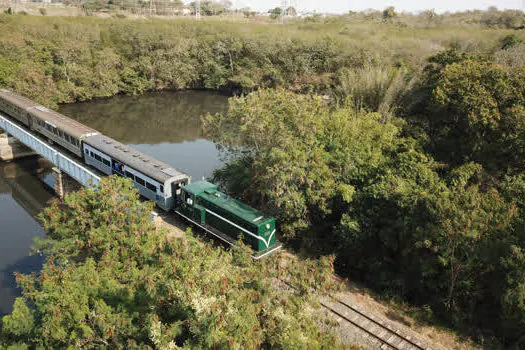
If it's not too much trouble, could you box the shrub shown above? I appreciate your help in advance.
[1,177,344,348]
[495,43,525,67]
[501,34,523,50]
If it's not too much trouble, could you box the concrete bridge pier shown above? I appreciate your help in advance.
[0,131,37,161]
[53,167,81,199]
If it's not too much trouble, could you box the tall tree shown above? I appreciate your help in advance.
[1,177,343,348]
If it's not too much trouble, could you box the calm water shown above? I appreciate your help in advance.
[0,159,54,316]
[0,90,228,315]
[59,90,229,180]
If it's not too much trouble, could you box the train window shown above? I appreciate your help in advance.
[53,128,58,135]
[125,171,135,180]
[160,185,164,193]
[135,177,145,186]
[102,159,110,167]
[85,149,88,154]
[90,151,94,158]
[146,182,156,192]
[94,154,102,162]
[58,130,64,138]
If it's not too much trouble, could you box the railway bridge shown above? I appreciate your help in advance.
[0,112,100,198]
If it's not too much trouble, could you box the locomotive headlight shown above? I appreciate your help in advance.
[266,224,270,229]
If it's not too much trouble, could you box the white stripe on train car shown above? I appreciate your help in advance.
[174,210,280,259]
[204,208,274,248]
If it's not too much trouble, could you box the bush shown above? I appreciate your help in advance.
[495,43,525,67]
[205,86,525,347]
[0,56,17,87]
[501,34,523,50]
[0,177,344,348]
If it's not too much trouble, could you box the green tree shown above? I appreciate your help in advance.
[268,7,282,19]
[205,87,525,346]
[382,6,397,22]
[501,34,523,50]
[1,177,344,348]
[431,60,525,173]
[0,55,17,87]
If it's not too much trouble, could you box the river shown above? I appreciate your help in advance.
[0,90,229,316]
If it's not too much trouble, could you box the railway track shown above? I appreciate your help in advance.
[278,277,430,350]
[320,296,431,350]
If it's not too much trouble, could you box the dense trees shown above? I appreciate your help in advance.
[203,51,525,346]
[0,177,343,348]
[428,59,525,173]
[0,15,516,108]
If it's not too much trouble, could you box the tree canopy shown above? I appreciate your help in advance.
[0,177,343,349]
[204,72,525,346]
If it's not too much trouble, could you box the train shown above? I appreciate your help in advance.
[0,89,280,257]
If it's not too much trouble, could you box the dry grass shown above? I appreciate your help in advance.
[340,281,482,350]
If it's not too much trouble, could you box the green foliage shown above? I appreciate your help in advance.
[501,34,523,50]
[2,299,34,338]
[0,56,16,87]
[430,60,525,172]
[382,6,397,22]
[268,7,282,19]
[1,177,343,348]
[0,13,515,107]
[205,85,525,347]
[205,89,400,238]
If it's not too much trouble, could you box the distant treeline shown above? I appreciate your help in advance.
[0,13,523,108]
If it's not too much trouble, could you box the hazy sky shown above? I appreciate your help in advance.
[233,0,524,14]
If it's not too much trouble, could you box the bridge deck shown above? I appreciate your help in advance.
[0,113,101,189]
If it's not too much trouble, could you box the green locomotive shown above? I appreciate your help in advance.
[175,181,280,258]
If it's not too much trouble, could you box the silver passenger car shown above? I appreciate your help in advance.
[83,134,190,211]
[0,89,39,127]
[0,89,99,158]
[27,105,99,158]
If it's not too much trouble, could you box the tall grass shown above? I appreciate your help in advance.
[0,14,520,107]
[495,44,525,67]
[334,65,412,116]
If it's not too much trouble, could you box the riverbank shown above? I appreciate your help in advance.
[0,14,517,108]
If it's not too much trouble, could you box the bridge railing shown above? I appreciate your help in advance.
[0,113,100,188]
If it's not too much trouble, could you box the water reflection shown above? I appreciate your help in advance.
[0,158,54,316]
[59,90,229,179]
